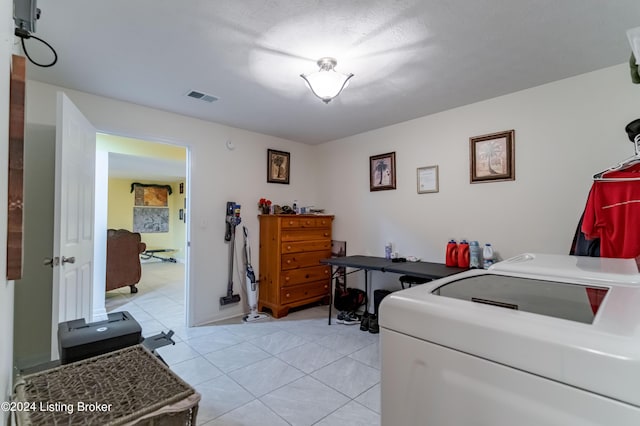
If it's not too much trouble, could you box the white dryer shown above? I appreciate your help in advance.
[380,253,640,426]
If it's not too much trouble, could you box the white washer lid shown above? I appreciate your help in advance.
[490,253,640,285]
[380,254,640,407]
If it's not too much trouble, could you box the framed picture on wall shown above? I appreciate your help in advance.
[267,149,290,184]
[417,165,439,193]
[132,183,172,206]
[133,207,169,233]
[470,130,515,183]
[370,152,396,191]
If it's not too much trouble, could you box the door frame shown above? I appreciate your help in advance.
[93,135,192,327]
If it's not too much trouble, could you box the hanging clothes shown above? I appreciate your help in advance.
[570,209,600,257]
[581,164,640,259]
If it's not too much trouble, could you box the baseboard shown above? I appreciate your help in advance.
[92,307,108,322]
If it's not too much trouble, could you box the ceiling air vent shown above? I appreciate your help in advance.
[186,90,218,103]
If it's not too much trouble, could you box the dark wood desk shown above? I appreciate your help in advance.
[320,255,467,324]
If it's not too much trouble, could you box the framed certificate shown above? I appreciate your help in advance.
[417,165,439,194]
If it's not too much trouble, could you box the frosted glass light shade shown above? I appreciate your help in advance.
[629,26,640,64]
[300,57,354,103]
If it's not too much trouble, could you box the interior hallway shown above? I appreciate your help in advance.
[105,263,381,425]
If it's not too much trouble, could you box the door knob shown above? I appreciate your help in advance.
[61,256,76,264]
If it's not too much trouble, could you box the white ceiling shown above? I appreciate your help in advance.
[108,152,186,181]
[24,0,640,144]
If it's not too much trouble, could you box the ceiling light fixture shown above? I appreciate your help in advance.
[629,26,640,61]
[300,57,354,104]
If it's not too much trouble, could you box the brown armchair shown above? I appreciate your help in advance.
[106,229,146,293]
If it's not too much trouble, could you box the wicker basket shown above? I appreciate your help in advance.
[14,345,199,426]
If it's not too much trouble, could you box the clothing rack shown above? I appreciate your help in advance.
[593,119,640,181]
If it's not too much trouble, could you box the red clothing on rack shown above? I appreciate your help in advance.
[582,164,640,259]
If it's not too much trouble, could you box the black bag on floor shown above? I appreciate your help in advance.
[334,277,366,312]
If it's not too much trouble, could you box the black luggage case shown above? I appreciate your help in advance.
[58,311,142,364]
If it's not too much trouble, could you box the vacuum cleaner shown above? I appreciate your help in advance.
[242,226,267,322]
[220,202,242,306]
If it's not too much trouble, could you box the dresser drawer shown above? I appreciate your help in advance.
[282,240,331,254]
[281,217,319,229]
[281,229,331,242]
[282,250,331,270]
[281,280,330,305]
[281,265,331,286]
[314,217,332,227]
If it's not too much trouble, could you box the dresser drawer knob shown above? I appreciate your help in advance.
[286,293,290,298]
[305,220,311,225]
[287,259,292,264]
[324,233,329,237]
[289,221,294,225]
[287,245,292,250]
[285,276,290,281]
[324,285,328,289]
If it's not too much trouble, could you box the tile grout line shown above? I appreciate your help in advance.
[107,263,380,425]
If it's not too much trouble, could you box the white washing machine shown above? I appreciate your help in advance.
[379,253,640,426]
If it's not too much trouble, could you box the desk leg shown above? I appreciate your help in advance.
[364,270,369,315]
[327,268,340,326]
[328,276,333,325]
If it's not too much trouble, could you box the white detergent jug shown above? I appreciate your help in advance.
[483,243,494,269]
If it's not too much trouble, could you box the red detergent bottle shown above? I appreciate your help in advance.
[445,240,458,267]
[458,240,470,268]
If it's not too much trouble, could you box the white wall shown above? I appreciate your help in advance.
[14,124,55,371]
[20,62,640,328]
[1,0,15,421]
[317,64,640,292]
[25,81,321,326]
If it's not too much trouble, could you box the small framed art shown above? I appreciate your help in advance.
[267,149,290,184]
[417,165,439,193]
[470,130,515,183]
[370,152,396,191]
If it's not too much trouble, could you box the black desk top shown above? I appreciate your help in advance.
[320,255,467,280]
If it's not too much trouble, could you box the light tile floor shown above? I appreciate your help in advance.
[106,262,381,426]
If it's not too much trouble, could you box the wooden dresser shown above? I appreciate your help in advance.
[258,214,334,318]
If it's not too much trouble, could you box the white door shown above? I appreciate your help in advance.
[50,92,96,359]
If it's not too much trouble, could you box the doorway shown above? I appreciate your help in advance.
[15,102,192,369]
[95,133,189,336]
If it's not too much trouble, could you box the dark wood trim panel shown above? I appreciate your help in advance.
[7,55,26,280]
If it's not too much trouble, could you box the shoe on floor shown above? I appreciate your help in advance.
[336,311,346,324]
[368,314,379,334]
[360,311,370,331]
[342,311,360,325]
